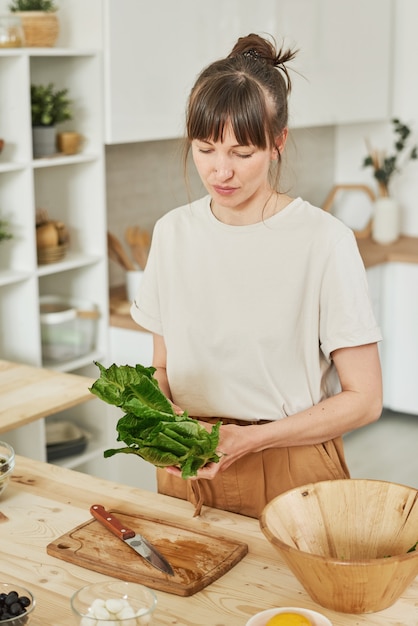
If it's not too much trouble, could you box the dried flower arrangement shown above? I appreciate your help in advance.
[363,118,418,197]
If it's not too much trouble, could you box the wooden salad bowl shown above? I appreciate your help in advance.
[260,478,418,614]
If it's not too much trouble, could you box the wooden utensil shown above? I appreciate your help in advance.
[125,226,150,270]
[107,231,135,271]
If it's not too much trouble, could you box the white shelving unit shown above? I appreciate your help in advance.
[0,47,112,479]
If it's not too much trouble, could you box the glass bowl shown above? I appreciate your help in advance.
[71,581,157,625]
[0,442,15,498]
[0,583,35,625]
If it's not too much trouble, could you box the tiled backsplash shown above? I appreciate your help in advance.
[105,127,335,287]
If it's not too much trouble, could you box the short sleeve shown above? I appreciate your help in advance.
[319,230,382,359]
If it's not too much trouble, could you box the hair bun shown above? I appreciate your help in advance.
[231,33,277,65]
[242,49,261,61]
[230,33,297,92]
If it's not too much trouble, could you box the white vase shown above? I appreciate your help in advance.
[371,196,400,245]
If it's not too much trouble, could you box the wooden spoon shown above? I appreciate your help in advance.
[107,231,135,271]
[125,226,150,270]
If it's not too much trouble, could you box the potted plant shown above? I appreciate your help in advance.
[363,118,418,198]
[0,219,13,243]
[363,118,418,244]
[31,82,72,158]
[8,0,59,47]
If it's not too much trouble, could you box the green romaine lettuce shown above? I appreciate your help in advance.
[89,362,220,479]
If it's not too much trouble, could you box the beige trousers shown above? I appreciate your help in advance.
[157,422,350,518]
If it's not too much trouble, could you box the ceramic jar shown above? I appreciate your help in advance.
[371,196,400,245]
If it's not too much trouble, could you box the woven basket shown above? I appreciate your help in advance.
[37,243,67,265]
[17,11,59,47]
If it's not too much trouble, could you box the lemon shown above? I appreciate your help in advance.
[265,613,312,626]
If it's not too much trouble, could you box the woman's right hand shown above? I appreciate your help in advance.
[170,400,184,415]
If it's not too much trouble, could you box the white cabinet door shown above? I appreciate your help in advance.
[103,0,391,143]
[108,326,153,367]
[103,0,278,143]
[280,0,392,127]
[381,263,418,414]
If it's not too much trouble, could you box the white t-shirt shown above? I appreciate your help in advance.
[131,196,382,421]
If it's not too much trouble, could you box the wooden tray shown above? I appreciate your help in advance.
[47,508,248,596]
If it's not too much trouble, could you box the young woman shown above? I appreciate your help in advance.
[131,33,382,518]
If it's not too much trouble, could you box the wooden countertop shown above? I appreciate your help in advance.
[109,285,149,332]
[3,455,418,625]
[0,360,94,433]
[357,235,418,268]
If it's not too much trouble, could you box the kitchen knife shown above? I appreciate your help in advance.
[90,504,175,576]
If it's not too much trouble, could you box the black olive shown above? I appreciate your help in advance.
[5,591,18,606]
[10,602,24,616]
[18,596,31,608]
[0,612,12,620]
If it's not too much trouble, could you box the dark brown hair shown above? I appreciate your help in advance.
[184,33,297,168]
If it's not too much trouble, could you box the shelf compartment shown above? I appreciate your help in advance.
[34,161,106,256]
[0,169,36,274]
[0,269,32,287]
[0,279,41,365]
[0,162,27,174]
[32,153,99,169]
[36,252,102,276]
[51,438,105,469]
[41,350,105,373]
[0,53,31,162]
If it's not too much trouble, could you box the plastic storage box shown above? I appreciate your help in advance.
[40,296,99,364]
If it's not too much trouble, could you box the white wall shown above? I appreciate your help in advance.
[391,0,418,235]
[334,0,418,236]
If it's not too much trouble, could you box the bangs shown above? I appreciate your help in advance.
[187,75,271,149]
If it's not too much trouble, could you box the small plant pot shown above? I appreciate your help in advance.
[16,11,59,47]
[32,125,56,158]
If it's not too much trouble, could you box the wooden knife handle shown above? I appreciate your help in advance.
[90,504,136,540]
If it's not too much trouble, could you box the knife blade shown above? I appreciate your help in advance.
[90,504,175,576]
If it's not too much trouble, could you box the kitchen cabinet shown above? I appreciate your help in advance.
[379,263,418,414]
[358,237,418,415]
[279,0,392,127]
[0,47,111,477]
[102,0,392,143]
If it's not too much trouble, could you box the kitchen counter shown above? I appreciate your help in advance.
[3,455,418,625]
[357,235,418,268]
[109,285,148,332]
[0,360,94,433]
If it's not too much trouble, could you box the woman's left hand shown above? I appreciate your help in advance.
[165,422,254,480]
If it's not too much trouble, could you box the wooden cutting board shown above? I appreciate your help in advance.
[47,508,248,596]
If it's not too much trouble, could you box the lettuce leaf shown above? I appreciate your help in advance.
[90,362,220,479]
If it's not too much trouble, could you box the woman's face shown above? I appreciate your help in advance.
[191,123,284,223]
